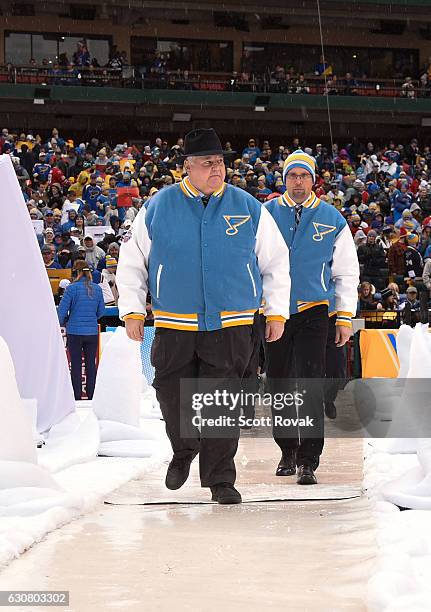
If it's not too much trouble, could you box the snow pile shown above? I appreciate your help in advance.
[0,332,168,568]
[365,443,431,612]
[365,323,431,610]
[93,327,163,457]
[0,336,78,520]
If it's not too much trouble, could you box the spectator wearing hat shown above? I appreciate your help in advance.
[265,149,359,485]
[51,209,63,233]
[43,227,55,246]
[357,230,387,289]
[116,171,140,222]
[117,127,290,505]
[32,152,51,185]
[388,228,408,276]
[101,256,118,305]
[61,209,79,233]
[58,230,78,254]
[354,229,367,249]
[97,240,120,270]
[41,244,61,269]
[410,202,423,225]
[82,174,102,212]
[255,175,272,202]
[58,257,104,400]
[393,184,413,223]
[395,209,420,233]
[400,286,421,325]
[55,278,71,305]
[404,233,423,280]
[61,190,84,225]
[380,226,395,253]
[83,235,105,269]
[69,227,82,246]
[242,138,261,164]
[349,213,364,236]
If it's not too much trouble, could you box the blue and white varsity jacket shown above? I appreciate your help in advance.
[265,191,359,327]
[116,177,291,331]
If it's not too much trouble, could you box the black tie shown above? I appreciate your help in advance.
[295,204,302,226]
[202,195,210,207]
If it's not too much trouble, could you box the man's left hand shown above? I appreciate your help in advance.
[335,324,352,347]
[265,320,285,343]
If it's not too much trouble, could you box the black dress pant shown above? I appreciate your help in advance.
[67,334,99,400]
[242,312,266,418]
[324,314,347,404]
[151,326,253,488]
[266,305,329,470]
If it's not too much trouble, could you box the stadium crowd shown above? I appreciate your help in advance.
[3,127,431,319]
[5,41,431,97]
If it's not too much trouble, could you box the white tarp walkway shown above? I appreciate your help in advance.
[0,436,376,612]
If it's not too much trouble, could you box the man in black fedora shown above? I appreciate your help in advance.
[117,128,291,504]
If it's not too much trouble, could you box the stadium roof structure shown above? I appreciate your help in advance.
[8,0,430,20]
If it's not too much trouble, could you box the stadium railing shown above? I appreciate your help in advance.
[1,65,430,98]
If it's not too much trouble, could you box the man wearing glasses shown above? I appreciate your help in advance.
[116,129,291,504]
[265,150,359,485]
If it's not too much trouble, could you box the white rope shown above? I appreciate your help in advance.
[316,0,336,172]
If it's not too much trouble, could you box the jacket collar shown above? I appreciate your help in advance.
[180,176,227,199]
[278,190,320,209]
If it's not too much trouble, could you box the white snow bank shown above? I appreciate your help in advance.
[365,441,431,612]
[0,450,169,568]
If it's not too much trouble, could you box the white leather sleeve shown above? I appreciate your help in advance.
[331,224,360,316]
[116,207,152,319]
[255,206,291,319]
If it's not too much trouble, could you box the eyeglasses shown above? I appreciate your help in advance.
[286,173,313,183]
[197,158,224,169]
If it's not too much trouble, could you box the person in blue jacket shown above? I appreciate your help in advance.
[117,128,291,505]
[57,260,105,400]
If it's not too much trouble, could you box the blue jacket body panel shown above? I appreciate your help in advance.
[57,278,105,335]
[144,182,263,331]
[265,196,346,315]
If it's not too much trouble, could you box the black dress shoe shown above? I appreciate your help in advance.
[297,465,317,485]
[324,401,337,419]
[276,450,297,476]
[210,483,242,504]
[165,456,194,490]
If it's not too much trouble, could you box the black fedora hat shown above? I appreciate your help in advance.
[180,128,234,160]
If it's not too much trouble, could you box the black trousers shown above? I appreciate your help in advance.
[324,314,347,404]
[151,326,253,487]
[266,305,329,470]
[242,313,266,418]
[67,334,98,400]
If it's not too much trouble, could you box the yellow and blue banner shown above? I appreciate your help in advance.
[359,329,400,378]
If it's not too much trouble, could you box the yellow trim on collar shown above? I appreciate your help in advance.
[281,191,319,209]
[180,177,227,199]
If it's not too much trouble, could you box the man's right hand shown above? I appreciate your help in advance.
[125,318,144,342]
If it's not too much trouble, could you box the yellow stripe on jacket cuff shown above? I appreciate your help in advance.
[336,311,352,327]
[123,313,146,321]
[266,315,286,323]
